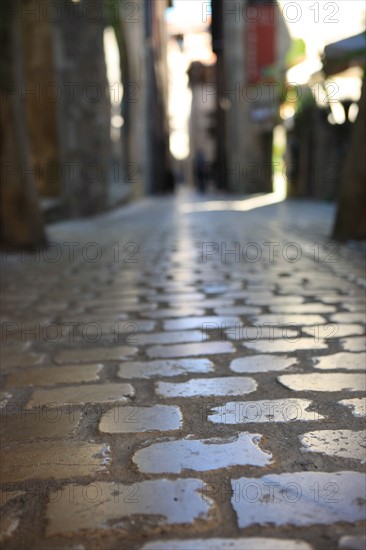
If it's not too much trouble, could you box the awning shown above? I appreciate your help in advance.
[322,32,366,76]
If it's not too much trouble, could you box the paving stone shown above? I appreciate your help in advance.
[303,324,365,338]
[0,490,24,507]
[0,352,45,370]
[0,442,110,482]
[0,342,30,353]
[190,298,235,309]
[5,364,103,387]
[142,539,314,550]
[0,392,12,408]
[117,358,214,379]
[27,383,134,408]
[251,315,327,326]
[99,404,182,433]
[312,353,365,371]
[0,490,25,540]
[339,398,366,417]
[133,433,271,473]
[313,294,357,304]
[46,478,214,535]
[330,313,365,324]
[0,410,82,441]
[136,330,204,345]
[87,297,140,307]
[163,316,240,331]
[278,373,366,392]
[147,341,235,359]
[231,471,366,527]
[341,337,366,353]
[270,304,336,314]
[60,313,129,323]
[244,295,305,306]
[208,399,323,424]
[244,339,327,353]
[76,320,156,337]
[201,284,233,294]
[54,345,138,364]
[230,355,298,373]
[156,377,257,398]
[214,306,262,315]
[300,429,366,462]
[91,303,158,314]
[341,302,366,312]
[151,293,205,302]
[0,508,21,542]
[226,325,301,341]
[338,535,366,550]
[144,308,206,319]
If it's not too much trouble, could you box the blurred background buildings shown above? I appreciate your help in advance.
[1,0,365,244]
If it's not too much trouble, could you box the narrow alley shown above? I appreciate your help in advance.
[1,191,365,549]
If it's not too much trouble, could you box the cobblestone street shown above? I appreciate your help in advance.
[1,192,365,550]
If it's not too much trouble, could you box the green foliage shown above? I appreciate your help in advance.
[285,38,306,69]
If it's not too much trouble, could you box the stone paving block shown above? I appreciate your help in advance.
[76,320,156,337]
[244,295,305,306]
[270,304,336,314]
[0,491,24,507]
[300,430,366,462]
[341,302,366,312]
[99,404,182,433]
[201,284,233,294]
[27,383,135,408]
[5,364,103,387]
[0,352,45,370]
[87,297,139,307]
[331,313,365,324]
[91,303,158,314]
[133,432,272,473]
[54,345,138,364]
[338,535,366,550]
[142,539,314,550]
[231,471,366,527]
[117,358,214,379]
[230,355,297,373]
[312,353,366,371]
[151,292,205,302]
[244,339,327,353]
[191,299,235,309]
[341,337,366,353]
[156,377,257,398]
[278,373,366,392]
[250,315,327,326]
[1,342,30,353]
[46,479,215,535]
[208,399,323,424]
[303,325,365,338]
[0,392,12,408]
[144,308,206,319]
[163,316,240,331]
[0,508,21,542]
[0,441,110,482]
[339,398,366,417]
[0,490,25,541]
[0,410,82,441]
[214,306,262,315]
[225,326,301,342]
[136,330,204,345]
[147,341,235,359]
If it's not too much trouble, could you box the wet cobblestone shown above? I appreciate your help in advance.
[0,195,365,548]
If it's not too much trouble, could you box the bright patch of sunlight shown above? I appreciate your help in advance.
[179,191,286,214]
[170,130,190,160]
